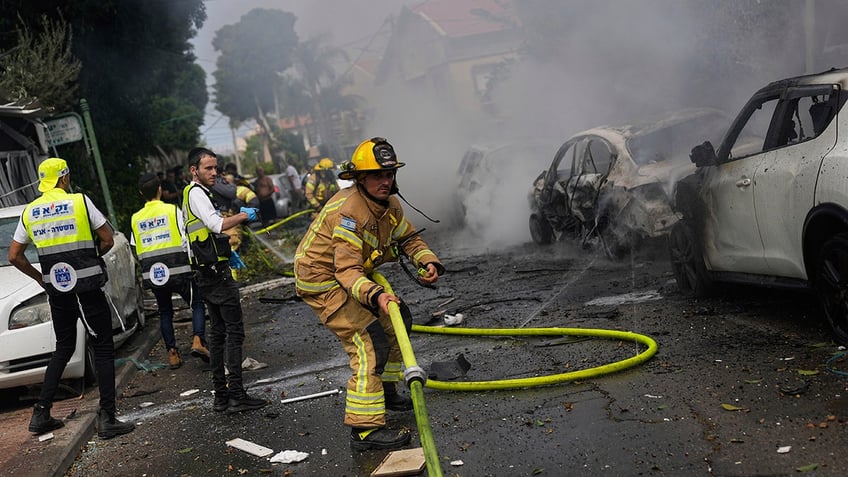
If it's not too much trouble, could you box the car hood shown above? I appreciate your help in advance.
[0,265,42,302]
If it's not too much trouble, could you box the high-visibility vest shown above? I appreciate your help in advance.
[182,183,230,265]
[22,188,106,295]
[131,200,192,288]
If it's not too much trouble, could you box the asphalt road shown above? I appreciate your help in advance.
[5,231,848,476]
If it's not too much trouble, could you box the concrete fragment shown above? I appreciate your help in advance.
[226,438,274,457]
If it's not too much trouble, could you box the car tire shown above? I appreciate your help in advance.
[529,213,553,245]
[814,233,848,345]
[84,342,97,387]
[668,220,713,298]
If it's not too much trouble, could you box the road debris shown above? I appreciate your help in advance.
[370,447,425,476]
[38,433,54,442]
[226,438,274,457]
[281,388,341,404]
[179,389,199,397]
[777,445,791,454]
[269,449,309,464]
[427,354,471,380]
[242,357,268,371]
[443,313,464,326]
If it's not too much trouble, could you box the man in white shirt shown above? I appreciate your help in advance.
[182,147,267,414]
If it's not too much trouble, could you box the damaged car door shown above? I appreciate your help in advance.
[753,86,839,277]
[700,92,778,272]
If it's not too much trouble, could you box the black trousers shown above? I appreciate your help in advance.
[40,288,116,412]
[196,263,246,398]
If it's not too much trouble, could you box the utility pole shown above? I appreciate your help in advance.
[80,99,116,224]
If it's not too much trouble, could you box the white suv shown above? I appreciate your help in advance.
[670,67,848,344]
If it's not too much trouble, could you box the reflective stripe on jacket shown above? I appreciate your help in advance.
[305,175,339,209]
[131,200,192,287]
[294,185,441,321]
[22,189,105,295]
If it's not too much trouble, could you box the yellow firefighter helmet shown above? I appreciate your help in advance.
[314,158,335,171]
[338,137,405,180]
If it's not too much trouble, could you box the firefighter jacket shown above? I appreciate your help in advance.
[304,172,339,210]
[22,188,106,295]
[131,200,192,288]
[294,184,443,321]
[235,185,259,209]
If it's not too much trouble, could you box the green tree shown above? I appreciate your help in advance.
[0,14,80,112]
[212,9,299,128]
[290,35,350,149]
[0,0,209,232]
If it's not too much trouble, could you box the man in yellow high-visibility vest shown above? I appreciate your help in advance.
[7,158,135,439]
[131,172,209,370]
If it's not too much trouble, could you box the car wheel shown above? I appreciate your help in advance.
[668,220,713,297]
[815,233,848,345]
[529,213,553,245]
[84,341,97,387]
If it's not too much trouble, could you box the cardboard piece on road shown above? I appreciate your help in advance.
[226,438,274,457]
[370,447,425,476]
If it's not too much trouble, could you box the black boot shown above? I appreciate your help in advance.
[97,409,135,439]
[226,393,268,413]
[384,383,413,412]
[350,427,412,451]
[29,403,64,434]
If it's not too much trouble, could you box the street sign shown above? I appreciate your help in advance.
[44,114,84,147]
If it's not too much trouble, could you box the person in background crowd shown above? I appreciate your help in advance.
[253,166,276,227]
[172,165,189,190]
[183,147,266,414]
[8,158,135,439]
[294,137,444,451]
[131,172,209,370]
[305,158,340,213]
[161,167,181,205]
[225,173,259,210]
[285,160,305,210]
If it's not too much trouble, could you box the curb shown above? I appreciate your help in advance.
[49,319,161,477]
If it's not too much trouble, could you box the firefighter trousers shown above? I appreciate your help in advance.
[312,294,403,428]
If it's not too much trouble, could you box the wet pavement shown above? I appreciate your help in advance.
[3,236,848,476]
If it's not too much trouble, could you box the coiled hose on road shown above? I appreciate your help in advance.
[371,272,658,477]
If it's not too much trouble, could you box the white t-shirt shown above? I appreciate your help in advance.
[286,164,302,191]
[184,181,224,233]
[13,194,108,244]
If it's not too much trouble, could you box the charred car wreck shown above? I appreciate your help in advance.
[669,67,848,345]
[528,108,728,257]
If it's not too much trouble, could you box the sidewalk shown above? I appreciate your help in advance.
[0,322,160,477]
[0,279,292,477]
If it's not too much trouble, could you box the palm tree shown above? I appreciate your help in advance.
[291,34,350,151]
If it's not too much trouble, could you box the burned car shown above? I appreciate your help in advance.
[669,67,848,344]
[528,108,729,257]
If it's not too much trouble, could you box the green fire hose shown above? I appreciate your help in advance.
[371,272,658,477]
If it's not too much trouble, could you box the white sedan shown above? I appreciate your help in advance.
[0,205,145,392]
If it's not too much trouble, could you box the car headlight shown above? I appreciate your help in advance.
[9,294,51,330]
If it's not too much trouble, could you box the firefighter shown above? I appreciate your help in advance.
[7,158,135,439]
[130,172,209,370]
[304,158,340,212]
[294,137,445,451]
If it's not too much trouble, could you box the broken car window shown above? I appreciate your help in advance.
[725,96,779,162]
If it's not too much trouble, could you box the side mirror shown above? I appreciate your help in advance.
[689,141,717,168]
